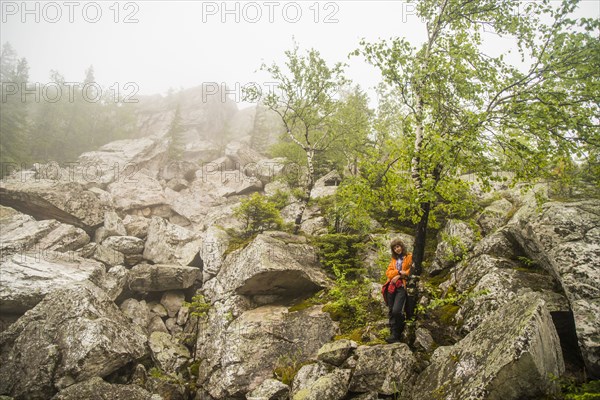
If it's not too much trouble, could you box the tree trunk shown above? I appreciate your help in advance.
[293,149,315,234]
[412,201,431,276]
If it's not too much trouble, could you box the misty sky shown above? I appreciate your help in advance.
[1,0,598,106]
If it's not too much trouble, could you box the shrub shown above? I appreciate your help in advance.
[273,350,305,385]
[312,233,366,279]
[184,294,211,319]
[234,193,284,237]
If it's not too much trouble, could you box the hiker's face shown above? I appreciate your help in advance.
[393,244,403,254]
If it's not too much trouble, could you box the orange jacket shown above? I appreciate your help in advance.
[385,253,413,283]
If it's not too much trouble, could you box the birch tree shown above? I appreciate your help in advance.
[253,45,348,233]
[354,0,599,273]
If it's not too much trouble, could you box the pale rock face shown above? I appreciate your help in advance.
[457,268,569,333]
[143,217,202,266]
[291,363,330,398]
[0,252,105,314]
[160,291,186,318]
[450,227,570,334]
[430,219,477,275]
[200,226,231,278]
[102,235,145,255]
[0,281,148,400]
[208,232,331,304]
[311,171,342,200]
[108,171,168,211]
[197,305,338,399]
[349,343,417,395]
[225,139,265,168]
[77,137,162,186]
[50,377,154,400]
[477,197,514,235]
[0,210,89,259]
[249,157,288,186]
[100,265,129,301]
[292,369,351,400]
[246,378,289,400]
[411,293,564,400]
[103,210,127,237]
[148,331,190,374]
[316,340,358,367]
[120,298,151,330]
[159,160,199,182]
[123,215,150,239]
[507,199,600,378]
[0,179,111,232]
[127,263,202,293]
[166,178,189,192]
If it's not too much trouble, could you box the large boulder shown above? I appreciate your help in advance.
[127,263,201,293]
[208,232,330,304]
[101,210,127,238]
[311,171,342,199]
[316,340,358,367]
[349,343,417,396]
[246,378,289,400]
[477,198,513,235]
[457,267,569,333]
[411,293,564,400]
[0,180,110,234]
[430,219,477,275]
[291,363,330,398]
[77,137,163,185]
[450,228,569,333]
[0,281,148,399]
[102,236,145,255]
[108,171,167,211]
[225,139,265,167]
[507,199,600,377]
[248,157,287,185]
[0,209,89,260]
[148,332,190,374]
[160,291,186,318]
[100,265,129,301]
[0,252,105,314]
[292,369,351,400]
[123,215,151,239]
[51,377,156,400]
[199,226,230,279]
[159,160,199,182]
[197,305,338,399]
[143,217,202,266]
[167,185,242,231]
[120,298,152,330]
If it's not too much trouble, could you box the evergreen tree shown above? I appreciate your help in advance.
[0,43,30,169]
[167,105,185,161]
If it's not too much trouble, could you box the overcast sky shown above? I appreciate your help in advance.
[2,0,598,106]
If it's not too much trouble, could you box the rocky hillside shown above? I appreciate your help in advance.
[0,86,598,400]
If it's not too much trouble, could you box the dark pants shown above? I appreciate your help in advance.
[387,286,407,339]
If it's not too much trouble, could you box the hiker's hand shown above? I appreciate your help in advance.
[391,275,400,283]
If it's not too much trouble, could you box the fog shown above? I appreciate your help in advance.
[3,0,597,105]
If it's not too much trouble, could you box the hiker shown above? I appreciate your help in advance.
[383,238,413,343]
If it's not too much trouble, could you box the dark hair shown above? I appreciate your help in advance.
[390,238,407,259]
